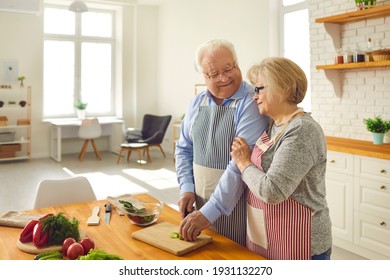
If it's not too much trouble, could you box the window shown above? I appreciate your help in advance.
[43,5,116,118]
[280,0,311,112]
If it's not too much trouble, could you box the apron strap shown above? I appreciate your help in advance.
[201,94,239,108]
[269,108,304,144]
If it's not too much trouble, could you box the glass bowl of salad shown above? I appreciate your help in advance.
[121,200,163,226]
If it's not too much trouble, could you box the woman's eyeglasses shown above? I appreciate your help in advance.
[254,86,267,94]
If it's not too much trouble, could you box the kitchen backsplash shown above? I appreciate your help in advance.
[309,0,390,143]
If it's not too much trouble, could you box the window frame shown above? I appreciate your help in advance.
[279,0,311,112]
[43,4,118,119]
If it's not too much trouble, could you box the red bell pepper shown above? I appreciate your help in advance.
[19,219,39,243]
[38,213,54,221]
[32,222,50,248]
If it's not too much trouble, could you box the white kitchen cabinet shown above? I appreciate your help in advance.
[354,212,390,259]
[326,151,354,242]
[354,156,390,182]
[326,172,354,242]
[353,156,390,259]
[326,151,390,259]
[0,86,31,161]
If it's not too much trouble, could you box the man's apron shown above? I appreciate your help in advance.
[246,108,312,259]
[192,96,246,246]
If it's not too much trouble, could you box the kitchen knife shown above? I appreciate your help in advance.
[104,203,111,224]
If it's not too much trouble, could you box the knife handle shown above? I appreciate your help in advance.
[92,206,100,216]
[105,203,112,213]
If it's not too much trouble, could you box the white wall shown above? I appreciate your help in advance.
[0,12,47,157]
[155,0,270,150]
[309,0,390,142]
[0,0,272,158]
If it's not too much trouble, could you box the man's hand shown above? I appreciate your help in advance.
[179,210,211,241]
[178,192,195,218]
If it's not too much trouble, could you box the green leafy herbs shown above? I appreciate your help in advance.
[119,200,157,224]
[78,249,123,260]
[119,200,143,214]
[41,212,80,246]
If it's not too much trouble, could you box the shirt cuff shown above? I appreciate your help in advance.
[199,200,220,224]
[179,182,195,195]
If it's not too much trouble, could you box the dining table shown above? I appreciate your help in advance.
[0,193,265,260]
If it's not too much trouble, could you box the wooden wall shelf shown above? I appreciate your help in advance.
[315,5,390,72]
[315,4,390,24]
[316,60,390,70]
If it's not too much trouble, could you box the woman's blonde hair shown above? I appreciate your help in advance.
[247,57,307,104]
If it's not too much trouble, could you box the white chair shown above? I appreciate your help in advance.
[78,118,102,161]
[33,176,97,209]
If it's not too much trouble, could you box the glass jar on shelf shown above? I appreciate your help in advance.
[366,38,374,62]
[343,47,353,63]
[334,48,344,64]
[353,44,365,63]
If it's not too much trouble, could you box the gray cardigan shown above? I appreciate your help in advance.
[242,113,332,256]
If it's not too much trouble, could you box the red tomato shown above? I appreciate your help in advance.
[67,242,84,260]
[62,237,76,256]
[79,237,95,254]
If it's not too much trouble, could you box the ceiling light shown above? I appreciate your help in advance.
[69,1,88,13]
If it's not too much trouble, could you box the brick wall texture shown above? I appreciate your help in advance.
[309,0,390,142]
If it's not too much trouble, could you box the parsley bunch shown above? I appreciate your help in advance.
[42,212,80,246]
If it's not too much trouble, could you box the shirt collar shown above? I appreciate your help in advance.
[205,81,247,105]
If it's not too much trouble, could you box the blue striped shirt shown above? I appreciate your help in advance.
[175,81,269,223]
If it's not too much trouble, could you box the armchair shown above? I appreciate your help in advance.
[126,114,172,158]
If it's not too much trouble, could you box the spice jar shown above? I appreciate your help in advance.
[353,45,365,63]
[334,49,344,64]
[343,47,353,63]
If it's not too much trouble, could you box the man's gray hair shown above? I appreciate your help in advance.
[194,39,238,73]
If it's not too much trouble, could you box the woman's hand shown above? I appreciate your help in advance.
[230,136,252,172]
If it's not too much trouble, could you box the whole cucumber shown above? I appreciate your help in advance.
[34,251,62,260]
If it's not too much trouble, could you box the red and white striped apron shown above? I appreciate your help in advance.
[246,108,312,260]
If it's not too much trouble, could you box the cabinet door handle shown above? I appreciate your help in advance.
[380,169,386,174]
[330,160,335,163]
[380,221,386,226]
[380,186,387,190]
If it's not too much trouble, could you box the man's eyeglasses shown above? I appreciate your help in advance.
[254,86,267,94]
[204,65,237,82]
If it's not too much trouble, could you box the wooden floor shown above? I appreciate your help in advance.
[0,150,366,260]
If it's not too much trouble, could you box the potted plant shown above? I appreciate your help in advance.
[18,76,26,87]
[74,101,87,119]
[363,115,390,145]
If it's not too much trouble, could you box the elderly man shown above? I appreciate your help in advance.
[175,39,269,245]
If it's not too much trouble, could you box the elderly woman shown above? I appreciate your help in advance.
[231,57,332,260]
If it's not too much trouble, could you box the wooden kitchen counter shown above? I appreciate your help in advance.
[326,136,390,160]
[0,193,264,260]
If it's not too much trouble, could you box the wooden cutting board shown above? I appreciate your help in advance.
[131,222,212,256]
[16,231,85,254]
[16,239,62,254]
